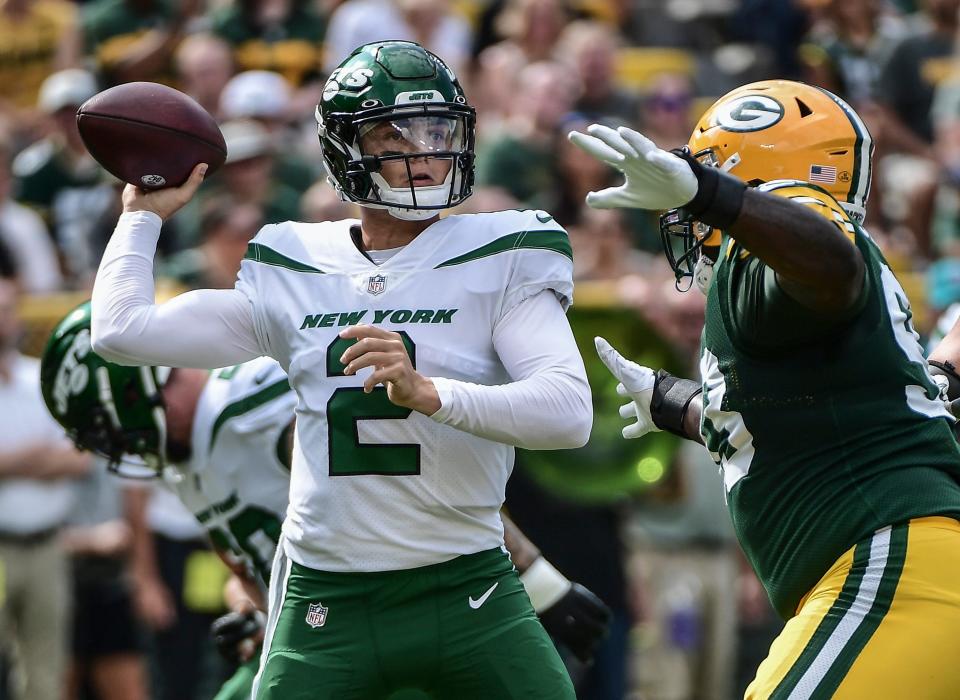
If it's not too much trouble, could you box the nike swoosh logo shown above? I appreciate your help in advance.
[468,582,499,610]
[535,212,553,223]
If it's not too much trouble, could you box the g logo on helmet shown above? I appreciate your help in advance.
[712,95,784,133]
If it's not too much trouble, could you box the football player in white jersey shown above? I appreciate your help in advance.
[42,304,610,700]
[89,41,593,698]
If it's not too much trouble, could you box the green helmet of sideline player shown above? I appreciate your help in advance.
[40,301,168,477]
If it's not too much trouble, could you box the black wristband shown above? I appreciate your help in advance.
[650,369,703,438]
[929,359,960,402]
[672,148,747,229]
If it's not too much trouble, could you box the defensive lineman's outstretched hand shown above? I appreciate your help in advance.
[122,162,207,220]
[567,125,698,211]
[595,336,661,440]
[339,325,441,415]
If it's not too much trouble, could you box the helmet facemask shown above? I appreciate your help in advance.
[659,147,728,290]
[64,363,169,480]
[318,100,475,221]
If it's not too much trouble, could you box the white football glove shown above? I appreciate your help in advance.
[568,124,699,211]
[595,336,661,440]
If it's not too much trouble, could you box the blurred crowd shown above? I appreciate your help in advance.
[1,0,959,699]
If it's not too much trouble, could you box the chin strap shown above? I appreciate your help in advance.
[386,205,439,221]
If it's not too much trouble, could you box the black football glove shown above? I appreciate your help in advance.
[211,609,264,663]
[538,583,612,664]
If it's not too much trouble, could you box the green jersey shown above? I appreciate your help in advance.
[700,180,960,619]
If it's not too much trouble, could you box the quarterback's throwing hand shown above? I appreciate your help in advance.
[595,336,660,439]
[122,162,207,220]
[339,325,441,415]
[567,125,698,211]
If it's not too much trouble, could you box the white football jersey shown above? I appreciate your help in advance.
[167,357,295,589]
[235,209,574,571]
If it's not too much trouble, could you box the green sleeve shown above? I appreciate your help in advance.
[722,249,870,352]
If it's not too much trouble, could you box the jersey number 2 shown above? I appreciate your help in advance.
[326,333,421,476]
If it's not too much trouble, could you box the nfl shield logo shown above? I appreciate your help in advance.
[306,602,328,628]
[367,274,387,296]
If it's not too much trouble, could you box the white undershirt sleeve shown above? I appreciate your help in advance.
[91,211,265,368]
[429,289,593,450]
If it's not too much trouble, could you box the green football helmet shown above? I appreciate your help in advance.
[316,41,476,220]
[40,302,168,478]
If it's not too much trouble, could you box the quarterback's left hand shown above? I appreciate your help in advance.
[339,325,441,414]
[568,124,698,211]
[540,583,612,665]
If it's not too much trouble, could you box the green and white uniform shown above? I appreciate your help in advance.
[234,209,575,573]
[233,209,579,699]
[165,358,294,700]
[167,357,294,591]
[90,37,588,698]
[700,180,960,619]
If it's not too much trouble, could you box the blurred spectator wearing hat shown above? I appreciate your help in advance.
[0,0,81,137]
[12,69,113,287]
[213,119,301,225]
[219,70,320,192]
[81,0,204,86]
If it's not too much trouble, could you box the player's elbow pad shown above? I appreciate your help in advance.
[569,401,593,448]
[548,388,593,450]
[90,326,136,366]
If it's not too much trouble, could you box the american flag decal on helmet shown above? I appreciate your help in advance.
[809,164,837,184]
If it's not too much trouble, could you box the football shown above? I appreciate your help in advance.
[77,82,227,190]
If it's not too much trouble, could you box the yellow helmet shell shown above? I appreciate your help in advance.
[688,80,873,224]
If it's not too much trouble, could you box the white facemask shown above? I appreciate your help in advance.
[694,255,715,296]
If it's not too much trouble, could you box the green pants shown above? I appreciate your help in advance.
[214,656,259,700]
[253,546,574,699]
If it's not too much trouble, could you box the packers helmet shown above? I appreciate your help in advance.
[316,41,476,221]
[40,302,168,478]
[660,80,873,283]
